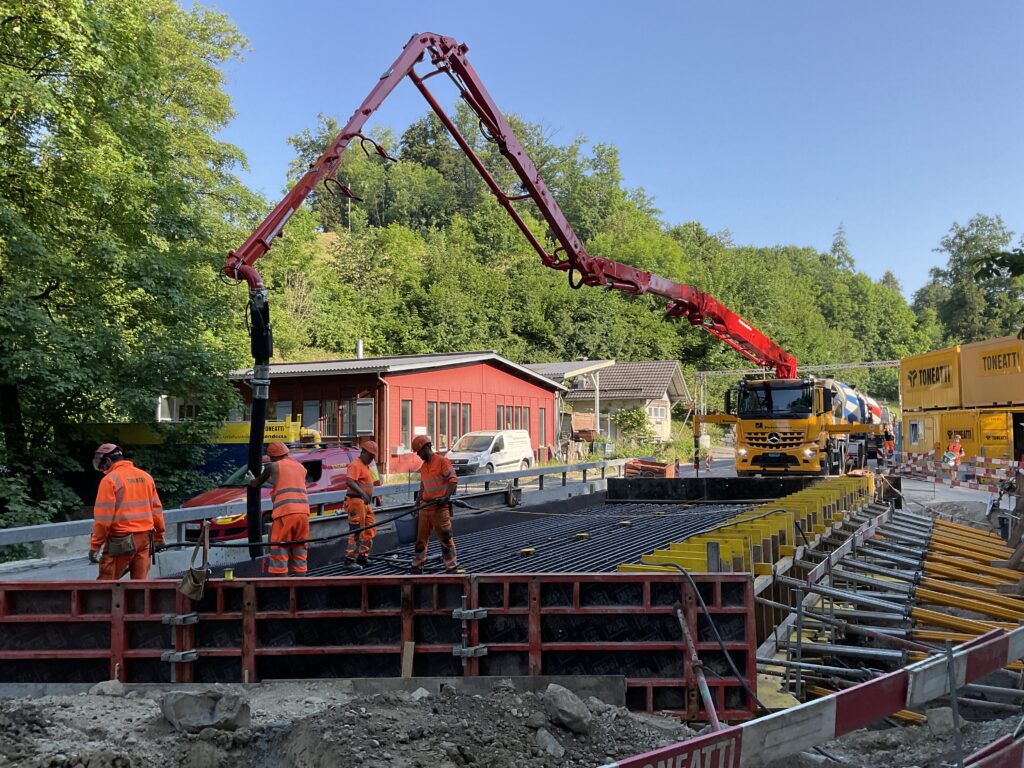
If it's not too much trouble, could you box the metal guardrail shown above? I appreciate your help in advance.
[0,459,627,547]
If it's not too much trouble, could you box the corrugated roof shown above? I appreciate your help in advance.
[526,360,615,381]
[563,360,691,403]
[231,351,566,391]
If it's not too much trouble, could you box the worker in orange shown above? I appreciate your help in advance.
[411,434,459,572]
[89,444,165,580]
[249,441,310,576]
[946,433,965,483]
[343,440,378,566]
[883,424,896,466]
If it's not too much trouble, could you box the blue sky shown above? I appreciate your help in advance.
[202,0,1023,297]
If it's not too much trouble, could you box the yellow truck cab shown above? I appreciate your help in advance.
[721,377,879,477]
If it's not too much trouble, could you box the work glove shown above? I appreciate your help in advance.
[361,492,372,505]
[88,550,101,564]
[154,538,165,551]
[244,470,256,484]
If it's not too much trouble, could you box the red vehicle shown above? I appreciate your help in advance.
[182,445,380,542]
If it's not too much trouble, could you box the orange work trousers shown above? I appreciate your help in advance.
[268,513,310,576]
[344,500,376,559]
[411,503,457,570]
[97,531,153,581]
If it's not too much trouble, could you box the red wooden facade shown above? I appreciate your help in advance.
[234,354,562,476]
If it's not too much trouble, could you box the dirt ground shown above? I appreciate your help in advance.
[0,680,695,768]
[768,712,1024,768]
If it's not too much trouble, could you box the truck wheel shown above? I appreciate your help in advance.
[520,459,530,471]
[485,463,494,474]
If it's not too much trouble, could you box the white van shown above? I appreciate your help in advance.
[446,430,534,476]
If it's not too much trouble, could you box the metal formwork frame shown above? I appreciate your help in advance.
[0,572,757,720]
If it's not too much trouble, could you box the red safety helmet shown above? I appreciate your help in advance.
[411,435,432,453]
[92,443,123,472]
[361,440,379,458]
[266,441,290,458]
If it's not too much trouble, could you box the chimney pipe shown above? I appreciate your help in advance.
[356,339,364,359]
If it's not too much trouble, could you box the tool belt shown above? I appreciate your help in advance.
[105,532,138,557]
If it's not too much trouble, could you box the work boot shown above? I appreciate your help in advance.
[356,555,370,566]
[343,557,363,570]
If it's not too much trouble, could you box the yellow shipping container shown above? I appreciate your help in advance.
[902,409,1021,461]
[903,411,940,455]
[900,346,961,411]
[960,335,1024,408]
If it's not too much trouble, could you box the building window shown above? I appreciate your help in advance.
[507,407,514,429]
[356,398,374,435]
[514,406,522,430]
[523,407,530,436]
[322,400,339,436]
[272,401,292,422]
[462,403,471,434]
[909,419,924,446]
[496,405,503,430]
[539,407,546,448]
[302,400,320,431]
[340,400,353,435]
[439,402,449,450]
[428,402,437,442]
[178,402,201,421]
[401,400,412,452]
[451,402,460,442]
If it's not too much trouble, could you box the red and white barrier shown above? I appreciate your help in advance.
[900,473,1016,495]
[897,452,1024,469]
[965,733,1024,767]
[598,627,1024,768]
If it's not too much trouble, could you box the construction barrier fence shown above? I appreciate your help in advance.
[599,626,1024,768]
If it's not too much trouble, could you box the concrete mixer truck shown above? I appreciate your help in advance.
[708,376,884,477]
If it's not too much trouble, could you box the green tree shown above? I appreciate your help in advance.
[913,214,1017,343]
[0,0,254,526]
[611,407,654,445]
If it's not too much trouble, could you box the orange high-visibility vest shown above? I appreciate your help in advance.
[343,457,375,513]
[420,454,458,502]
[272,457,309,519]
[947,442,963,464]
[91,460,164,551]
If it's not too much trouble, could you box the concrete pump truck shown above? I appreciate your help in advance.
[223,33,878,552]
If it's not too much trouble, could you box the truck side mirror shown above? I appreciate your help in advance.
[724,390,733,414]
[822,390,833,413]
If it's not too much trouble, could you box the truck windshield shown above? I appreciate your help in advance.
[452,434,494,452]
[738,384,813,417]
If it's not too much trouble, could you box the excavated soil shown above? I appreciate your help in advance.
[0,680,695,768]
[768,713,1024,768]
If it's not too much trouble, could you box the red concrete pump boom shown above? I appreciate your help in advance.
[224,32,797,378]
[224,33,797,553]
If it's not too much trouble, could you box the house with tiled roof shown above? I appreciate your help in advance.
[532,360,691,443]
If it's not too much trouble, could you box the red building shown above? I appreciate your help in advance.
[232,352,565,475]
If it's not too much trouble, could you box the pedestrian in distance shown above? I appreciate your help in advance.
[883,424,895,467]
[89,444,165,580]
[411,434,459,572]
[343,440,379,567]
[945,433,965,484]
[249,441,310,576]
